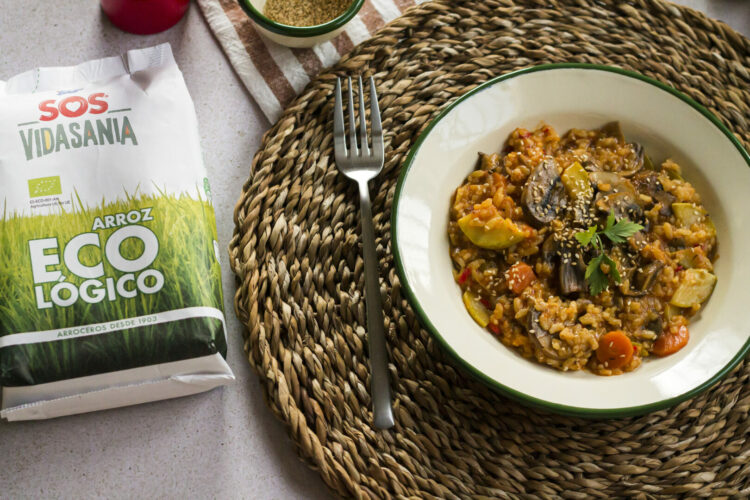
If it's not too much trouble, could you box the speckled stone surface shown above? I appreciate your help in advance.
[0,1,746,499]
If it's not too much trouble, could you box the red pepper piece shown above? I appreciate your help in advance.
[457,268,471,284]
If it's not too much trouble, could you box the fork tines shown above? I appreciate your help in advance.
[334,76,384,164]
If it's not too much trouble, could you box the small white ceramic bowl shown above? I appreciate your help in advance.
[392,64,750,418]
[238,0,364,48]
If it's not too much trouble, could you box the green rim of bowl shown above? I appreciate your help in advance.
[391,62,750,419]
[238,0,365,37]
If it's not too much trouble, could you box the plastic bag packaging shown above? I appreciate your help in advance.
[0,44,234,421]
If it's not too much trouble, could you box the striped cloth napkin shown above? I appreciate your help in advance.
[197,0,427,122]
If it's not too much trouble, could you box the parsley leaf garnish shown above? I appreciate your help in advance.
[574,225,598,247]
[602,254,621,283]
[585,254,609,296]
[575,211,643,295]
[601,217,644,244]
[605,210,616,231]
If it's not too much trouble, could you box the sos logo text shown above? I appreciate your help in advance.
[38,93,109,121]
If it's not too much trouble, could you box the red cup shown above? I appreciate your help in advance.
[101,0,190,35]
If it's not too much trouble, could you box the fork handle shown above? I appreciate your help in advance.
[358,180,395,429]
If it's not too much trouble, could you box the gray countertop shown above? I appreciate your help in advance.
[0,1,747,498]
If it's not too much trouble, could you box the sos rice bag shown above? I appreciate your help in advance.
[0,44,234,420]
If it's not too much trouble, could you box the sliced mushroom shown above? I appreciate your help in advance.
[645,316,663,335]
[653,191,676,217]
[632,171,675,217]
[632,171,659,197]
[559,249,588,296]
[619,260,663,296]
[617,143,645,177]
[668,238,687,251]
[592,172,647,226]
[560,261,586,296]
[619,277,646,297]
[581,158,601,172]
[632,143,645,168]
[542,233,559,266]
[597,124,649,176]
[634,261,664,293]
[595,191,644,221]
[527,309,561,360]
[522,159,567,227]
[615,252,647,297]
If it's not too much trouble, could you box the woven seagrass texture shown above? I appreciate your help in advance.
[229,0,750,497]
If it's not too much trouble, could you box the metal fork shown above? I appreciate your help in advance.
[333,76,394,429]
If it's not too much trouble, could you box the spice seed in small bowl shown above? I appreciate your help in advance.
[263,0,352,27]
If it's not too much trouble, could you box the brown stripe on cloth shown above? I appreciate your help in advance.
[218,0,248,19]
[292,49,324,79]
[331,31,355,56]
[393,0,416,10]
[219,0,296,106]
[358,1,386,33]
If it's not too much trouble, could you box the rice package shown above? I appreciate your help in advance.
[0,44,234,420]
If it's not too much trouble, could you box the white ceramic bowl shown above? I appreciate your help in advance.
[238,0,364,48]
[392,64,750,417]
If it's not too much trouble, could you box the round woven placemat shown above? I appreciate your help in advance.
[229,1,750,497]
